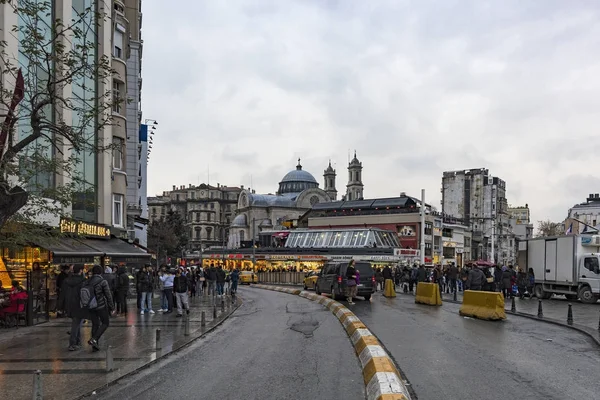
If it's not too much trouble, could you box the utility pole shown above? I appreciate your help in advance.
[491,223,495,264]
[420,189,426,265]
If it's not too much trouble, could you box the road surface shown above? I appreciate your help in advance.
[100,288,365,400]
[352,292,600,400]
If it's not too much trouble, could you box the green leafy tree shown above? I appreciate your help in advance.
[147,211,188,263]
[0,0,115,248]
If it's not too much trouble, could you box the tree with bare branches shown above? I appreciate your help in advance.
[536,220,564,237]
[0,0,116,247]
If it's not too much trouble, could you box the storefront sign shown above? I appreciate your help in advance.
[298,255,326,261]
[52,255,97,265]
[443,241,457,247]
[433,228,442,236]
[60,218,110,239]
[394,248,420,257]
[111,256,151,264]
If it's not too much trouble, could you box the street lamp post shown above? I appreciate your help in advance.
[251,218,256,270]
[420,189,426,265]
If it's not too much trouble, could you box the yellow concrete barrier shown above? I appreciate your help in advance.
[415,282,442,306]
[459,290,506,321]
[383,279,396,298]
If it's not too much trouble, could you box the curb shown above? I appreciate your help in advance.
[252,284,411,400]
[77,297,242,399]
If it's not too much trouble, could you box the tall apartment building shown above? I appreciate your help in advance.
[148,183,242,251]
[115,0,148,246]
[0,0,132,233]
[442,168,516,264]
[508,205,534,242]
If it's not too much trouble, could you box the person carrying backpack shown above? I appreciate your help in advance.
[82,265,114,351]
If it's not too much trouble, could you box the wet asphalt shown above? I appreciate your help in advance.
[351,292,600,400]
[100,287,364,400]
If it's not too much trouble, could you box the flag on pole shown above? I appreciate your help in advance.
[565,223,573,235]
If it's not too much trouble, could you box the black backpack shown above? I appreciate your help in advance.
[80,280,100,309]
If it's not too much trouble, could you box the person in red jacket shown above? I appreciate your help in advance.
[0,281,28,324]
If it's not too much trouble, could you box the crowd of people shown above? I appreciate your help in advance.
[376,263,535,298]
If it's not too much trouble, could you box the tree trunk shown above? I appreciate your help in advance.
[0,183,29,230]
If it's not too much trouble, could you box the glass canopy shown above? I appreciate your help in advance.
[285,228,399,249]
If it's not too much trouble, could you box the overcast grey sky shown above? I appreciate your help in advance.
[141,0,600,224]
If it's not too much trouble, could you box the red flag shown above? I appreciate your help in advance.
[0,68,25,155]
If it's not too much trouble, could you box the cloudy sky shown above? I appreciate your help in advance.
[142,0,600,224]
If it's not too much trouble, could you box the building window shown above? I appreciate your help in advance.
[112,81,123,113]
[113,29,123,58]
[112,137,124,170]
[112,194,124,227]
[240,231,245,241]
[210,203,215,209]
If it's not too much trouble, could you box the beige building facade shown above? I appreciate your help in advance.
[148,183,242,250]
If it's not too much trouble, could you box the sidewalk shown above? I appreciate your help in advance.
[0,293,240,400]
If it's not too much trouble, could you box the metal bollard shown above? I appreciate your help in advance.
[537,299,543,318]
[511,297,516,313]
[227,299,230,310]
[32,369,43,400]
[213,304,217,319]
[221,299,225,313]
[155,328,161,350]
[598,310,600,331]
[453,290,457,302]
[567,303,573,325]
[184,316,190,336]
[106,346,114,372]
[201,311,206,327]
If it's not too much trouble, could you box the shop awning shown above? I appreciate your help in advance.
[35,237,103,265]
[79,237,152,263]
[35,237,103,257]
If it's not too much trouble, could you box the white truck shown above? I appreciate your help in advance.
[517,235,600,304]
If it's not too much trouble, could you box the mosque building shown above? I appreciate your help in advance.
[228,153,364,247]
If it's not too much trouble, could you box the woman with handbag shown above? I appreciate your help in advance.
[346,260,358,305]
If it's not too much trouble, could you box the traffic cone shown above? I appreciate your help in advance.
[384,279,396,298]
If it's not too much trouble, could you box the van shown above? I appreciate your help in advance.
[315,261,375,301]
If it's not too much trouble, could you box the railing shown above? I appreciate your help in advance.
[257,271,305,286]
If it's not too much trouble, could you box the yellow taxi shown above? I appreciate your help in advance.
[303,270,320,290]
[240,271,258,284]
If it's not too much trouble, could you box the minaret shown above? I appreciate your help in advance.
[346,150,364,201]
[323,160,337,200]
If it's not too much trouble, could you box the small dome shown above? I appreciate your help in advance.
[259,218,272,227]
[231,214,247,227]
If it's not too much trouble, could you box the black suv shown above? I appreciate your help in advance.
[315,261,375,301]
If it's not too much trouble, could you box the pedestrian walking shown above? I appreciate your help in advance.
[466,265,485,291]
[139,265,155,315]
[85,265,115,351]
[115,267,129,316]
[158,268,174,314]
[216,265,226,296]
[346,260,358,305]
[58,265,88,351]
[173,269,190,317]
[230,268,240,295]
[206,264,217,295]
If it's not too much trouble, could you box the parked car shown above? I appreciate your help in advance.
[303,270,320,290]
[315,261,375,301]
[240,271,258,284]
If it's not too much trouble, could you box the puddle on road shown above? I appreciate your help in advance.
[286,301,321,338]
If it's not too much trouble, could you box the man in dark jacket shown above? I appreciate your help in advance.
[448,263,458,294]
[87,265,115,351]
[215,266,226,296]
[467,266,486,291]
[115,267,130,316]
[59,265,88,351]
[139,265,154,314]
[173,268,189,317]
[206,265,217,296]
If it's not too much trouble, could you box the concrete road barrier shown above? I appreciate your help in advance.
[459,290,507,321]
[251,284,412,400]
[415,283,442,306]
